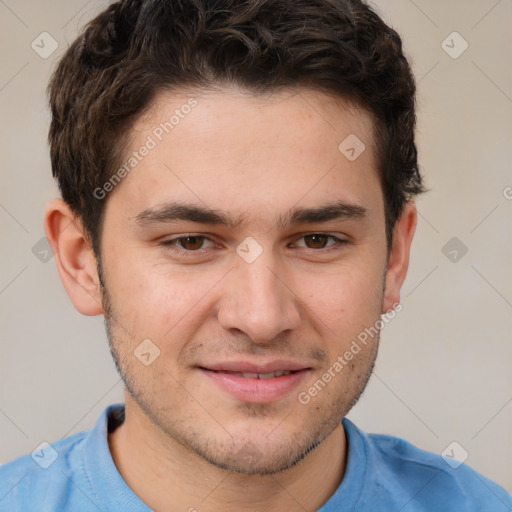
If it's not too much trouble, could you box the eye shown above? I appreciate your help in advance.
[160,233,348,258]
[292,234,347,251]
[160,235,216,256]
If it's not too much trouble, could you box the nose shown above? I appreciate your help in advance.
[217,249,301,345]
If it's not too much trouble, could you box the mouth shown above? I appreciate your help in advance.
[197,362,311,403]
[201,369,299,379]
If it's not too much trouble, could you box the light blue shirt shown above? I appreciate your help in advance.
[1,403,510,511]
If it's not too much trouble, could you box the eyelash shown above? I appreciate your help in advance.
[160,233,348,257]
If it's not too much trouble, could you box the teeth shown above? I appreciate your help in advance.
[240,372,259,379]
[238,370,292,379]
[272,370,292,378]
[258,372,277,380]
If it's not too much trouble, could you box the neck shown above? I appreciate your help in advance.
[108,395,347,512]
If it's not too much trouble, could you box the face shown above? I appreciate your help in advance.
[98,86,393,474]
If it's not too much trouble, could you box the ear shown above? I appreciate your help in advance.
[382,200,417,313]
[44,198,103,316]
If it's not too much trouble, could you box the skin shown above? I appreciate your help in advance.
[44,86,416,512]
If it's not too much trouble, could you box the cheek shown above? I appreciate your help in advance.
[104,235,385,342]
[297,260,384,372]
[302,258,384,321]
[106,255,223,338]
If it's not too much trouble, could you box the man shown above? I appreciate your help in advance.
[1,0,510,510]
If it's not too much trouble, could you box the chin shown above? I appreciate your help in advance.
[198,440,318,476]
[187,419,333,476]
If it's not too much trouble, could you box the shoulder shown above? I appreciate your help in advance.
[343,418,512,511]
[0,430,89,511]
[0,403,125,512]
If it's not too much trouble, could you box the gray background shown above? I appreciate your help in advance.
[1,0,511,492]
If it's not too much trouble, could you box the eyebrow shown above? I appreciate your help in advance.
[132,200,367,230]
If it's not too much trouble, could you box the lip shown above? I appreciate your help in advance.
[197,360,311,403]
[201,360,310,373]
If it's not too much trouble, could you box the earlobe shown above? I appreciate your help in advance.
[382,201,417,314]
[44,198,103,316]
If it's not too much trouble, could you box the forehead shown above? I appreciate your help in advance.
[137,85,376,152]
[106,86,382,229]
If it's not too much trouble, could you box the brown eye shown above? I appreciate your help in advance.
[293,234,344,250]
[303,234,330,249]
[161,235,216,255]
[175,236,206,250]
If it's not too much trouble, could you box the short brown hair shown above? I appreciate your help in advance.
[48,0,424,256]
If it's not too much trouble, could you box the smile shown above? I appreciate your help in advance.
[219,370,295,379]
[198,366,310,403]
